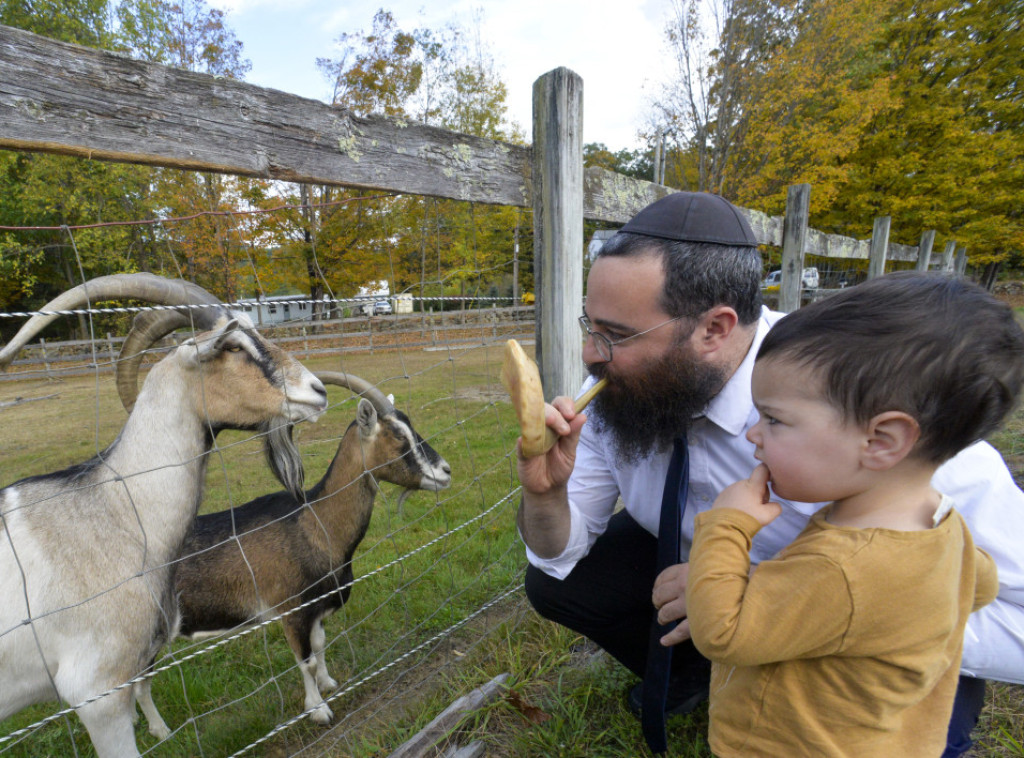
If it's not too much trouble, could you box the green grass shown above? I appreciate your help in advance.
[0,337,526,756]
[2,331,1023,757]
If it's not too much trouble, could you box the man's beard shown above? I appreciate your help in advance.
[588,342,726,464]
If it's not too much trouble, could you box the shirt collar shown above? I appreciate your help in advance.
[702,306,780,437]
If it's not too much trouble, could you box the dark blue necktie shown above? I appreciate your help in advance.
[641,436,689,754]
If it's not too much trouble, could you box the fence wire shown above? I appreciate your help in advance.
[0,201,540,758]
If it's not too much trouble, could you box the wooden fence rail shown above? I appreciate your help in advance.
[0,24,968,389]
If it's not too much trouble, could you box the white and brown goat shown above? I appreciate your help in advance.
[134,371,451,731]
[0,274,327,758]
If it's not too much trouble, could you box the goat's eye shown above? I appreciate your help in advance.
[225,345,243,353]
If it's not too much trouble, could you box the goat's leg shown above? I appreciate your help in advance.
[76,687,142,758]
[311,615,338,692]
[283,615,333,724]
[134,676,172,740]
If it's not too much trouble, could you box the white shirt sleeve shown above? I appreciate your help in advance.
[523,400,623,580]
[934,441,1024,684]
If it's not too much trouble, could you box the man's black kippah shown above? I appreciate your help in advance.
[619,191,759,247]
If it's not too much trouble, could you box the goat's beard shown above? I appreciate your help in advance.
[587,342,726,464]
[264,421,305,500]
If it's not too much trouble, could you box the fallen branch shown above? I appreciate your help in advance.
[387,673,509,758]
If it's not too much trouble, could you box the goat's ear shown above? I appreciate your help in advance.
[180,319,240,366]
[356,398,378,436]
[190,319,240,364]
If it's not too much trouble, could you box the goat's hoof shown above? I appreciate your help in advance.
[149,722,172,740]
[310,702,334,724]
[318,675,339,691]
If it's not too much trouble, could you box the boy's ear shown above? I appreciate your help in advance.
[862,411,921,470]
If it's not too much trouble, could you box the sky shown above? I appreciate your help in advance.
[206,0,673,152]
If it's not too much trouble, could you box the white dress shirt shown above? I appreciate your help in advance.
[526,306,1024,684]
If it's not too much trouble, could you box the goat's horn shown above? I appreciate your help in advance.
[315,371,396,416]
[114,279,226,411]
[0,273,225,371]
[116,310,192,412]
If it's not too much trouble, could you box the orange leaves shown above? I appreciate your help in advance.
[505,689,551,725]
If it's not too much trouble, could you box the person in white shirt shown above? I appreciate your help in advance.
[515,191,1024,756]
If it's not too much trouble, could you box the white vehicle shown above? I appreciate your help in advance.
[359,300,392,316]
[763,267,819,289]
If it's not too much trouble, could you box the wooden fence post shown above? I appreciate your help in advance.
[779,184,811,313]
[955,246,968,275]
[867,216,891,279]
[940,240,956,271]
[532,67,584,398]
[915,230,936,272]
[39,337,53,380]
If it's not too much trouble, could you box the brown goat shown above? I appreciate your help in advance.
[136,373,451,730]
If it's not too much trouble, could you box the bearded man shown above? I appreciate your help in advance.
[515,192,1024,757]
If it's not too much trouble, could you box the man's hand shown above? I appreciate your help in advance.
[515,395,589,559]
[515,395,588,497]
[712,463,782,527]
[652,562,692,646]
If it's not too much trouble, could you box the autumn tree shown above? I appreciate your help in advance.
[0,0,153,339]
[727,0,896,214]
[652,0,790,193]
[275,8,521,315]
[584,143,653,180]
[653,0,1023,279]
[825,0,1024,278]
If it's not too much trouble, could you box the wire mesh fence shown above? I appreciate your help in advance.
[0,201,540,757]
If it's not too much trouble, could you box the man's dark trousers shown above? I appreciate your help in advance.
[524,510,710,699]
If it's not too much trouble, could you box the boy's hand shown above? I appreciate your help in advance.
[712,463,782,527]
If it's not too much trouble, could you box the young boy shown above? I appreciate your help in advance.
[684,272,1024,757]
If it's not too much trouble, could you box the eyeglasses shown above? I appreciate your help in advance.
[578,313,685,362]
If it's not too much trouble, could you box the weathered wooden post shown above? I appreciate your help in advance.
[867,216,891,279]
[39,337,52,381]
[940,240,957,272]
[532,67,584,397]
[915,230,936,272]
[955,246,968,276]
[779,184,811,313]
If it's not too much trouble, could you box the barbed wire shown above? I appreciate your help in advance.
[0,296,523,321]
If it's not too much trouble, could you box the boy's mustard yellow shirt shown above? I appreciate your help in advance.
[688,505,998,758]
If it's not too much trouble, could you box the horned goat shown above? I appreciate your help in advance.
[0,274,327,758]
[134,370,451,730]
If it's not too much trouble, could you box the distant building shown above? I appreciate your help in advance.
[237,294,316,326]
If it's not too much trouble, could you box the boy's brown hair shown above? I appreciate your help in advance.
[758,272,1024,463]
